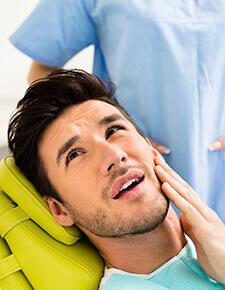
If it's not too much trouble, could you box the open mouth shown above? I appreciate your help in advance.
[114,175,144,200]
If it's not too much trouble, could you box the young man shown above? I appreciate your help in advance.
[8,69,225,288]
[10,0,225,225]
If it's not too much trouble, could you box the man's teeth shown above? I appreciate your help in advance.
[119,178,140,192]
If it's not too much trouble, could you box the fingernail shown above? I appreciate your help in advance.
[157,145,171,155]
[164,149,171,154]
[156,155,165,164]
[156,165,164,172]
[208,141,222,151]
[163,182,171,188]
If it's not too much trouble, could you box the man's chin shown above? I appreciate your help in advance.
[119,197,170,238]
[92,198,169,239]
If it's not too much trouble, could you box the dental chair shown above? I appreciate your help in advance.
[0,156,104,289]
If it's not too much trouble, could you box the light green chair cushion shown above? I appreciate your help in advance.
[0,156,104,289]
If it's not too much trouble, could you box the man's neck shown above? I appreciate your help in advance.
[85,206,186,275]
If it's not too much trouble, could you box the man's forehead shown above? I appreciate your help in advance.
[61,99,123,124]
[40,100,126,147]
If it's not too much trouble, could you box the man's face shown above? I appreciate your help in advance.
[39,100,169,238]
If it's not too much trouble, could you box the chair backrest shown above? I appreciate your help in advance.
[0,156,104,289]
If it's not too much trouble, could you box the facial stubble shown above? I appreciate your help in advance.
[63,164,169,238]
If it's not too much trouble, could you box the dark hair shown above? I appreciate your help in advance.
[8,69,144,202]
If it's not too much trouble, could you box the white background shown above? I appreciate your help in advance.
[0,0,94,151]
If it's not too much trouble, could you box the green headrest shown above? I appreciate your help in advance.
[0,156,104,289]
[0,156,82,245]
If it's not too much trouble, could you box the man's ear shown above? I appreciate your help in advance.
[43,196,75,226]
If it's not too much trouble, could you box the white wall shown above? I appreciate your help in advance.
[0,0,94,148]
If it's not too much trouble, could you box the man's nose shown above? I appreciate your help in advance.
[96,141,128,176]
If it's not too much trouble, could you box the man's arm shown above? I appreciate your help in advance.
[153,150,225,284]
[28,61,59,84]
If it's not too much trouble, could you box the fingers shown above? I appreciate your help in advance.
[147,137,171,155]
[209,135,225,151]
[154,153,198,197]
[155,164,203,204]
[154,160,209,216]
[161,182,205,228]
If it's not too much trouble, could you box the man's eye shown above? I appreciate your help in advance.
[106,125,125,139]
[66,149,83,165]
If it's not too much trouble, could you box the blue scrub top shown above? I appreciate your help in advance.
[10,0,225,221]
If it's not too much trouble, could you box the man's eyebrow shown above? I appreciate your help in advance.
[57,135,80,165]
[99,114,125,126]
[56,114,124,165]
